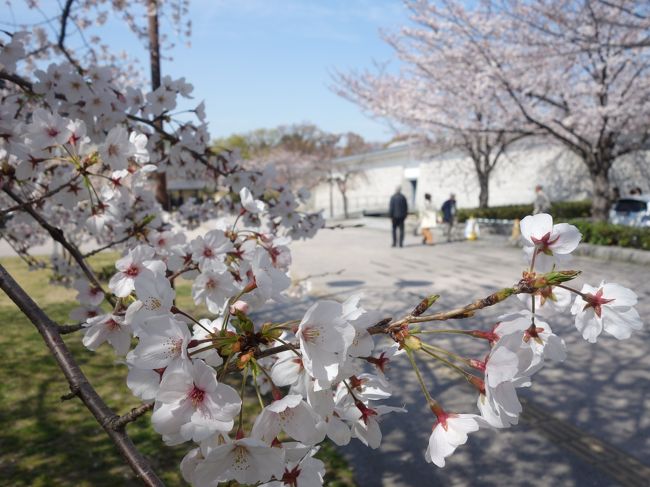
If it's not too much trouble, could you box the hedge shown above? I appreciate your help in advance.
[569,220,650,250]
[457,200,592,222]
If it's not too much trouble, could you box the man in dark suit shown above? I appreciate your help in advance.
[389,186,408,247]
[441,193,457,242]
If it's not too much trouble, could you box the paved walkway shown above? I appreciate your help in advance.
[286,224,650,487]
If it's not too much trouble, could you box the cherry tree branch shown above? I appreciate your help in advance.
[0,264,163,487]
[56,0,85,74]
[0,177,79,217]
[0,69,33,90]
[225,271,580,371]
[3,186,112,304]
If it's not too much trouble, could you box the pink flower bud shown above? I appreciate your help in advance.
[230,300,250,315]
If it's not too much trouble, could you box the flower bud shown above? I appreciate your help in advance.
[402,335,422,350]
[411,294,440,317]
[542,270,581,286]
[230,300,250,315]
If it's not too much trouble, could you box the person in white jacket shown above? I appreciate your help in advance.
[420,193,438,245]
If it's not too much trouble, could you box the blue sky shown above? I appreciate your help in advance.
[4,0,410,142]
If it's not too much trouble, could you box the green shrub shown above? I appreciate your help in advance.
[457,200,592,222]
[569,220,650,250]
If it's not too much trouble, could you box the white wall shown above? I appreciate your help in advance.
[308,143,649,218]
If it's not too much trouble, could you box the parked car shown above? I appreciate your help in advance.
[609,195,650,227]
[0,211,14,229]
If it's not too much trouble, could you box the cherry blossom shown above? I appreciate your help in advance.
[571,282,643,343]
[259,446,326,487]
[82,313,132,356]
[191,230,234,271]
[191,261,238,314]
[249,247,292,302]
[109,245,165,297]
[343,402,406,449]
[193,437,285,486]
[240,187,265,214]
[151,360,241,444]
[251,394,324,446]
[25,108,72,149]
[426,413,483,468]
[130,274,176,326]
[127,315,191,369]
[99,126,140,170]
[520,213,582,271]
[73,278,105,306]
[296,301,355,390]
[189,319,225,367]
[517,285,572,316]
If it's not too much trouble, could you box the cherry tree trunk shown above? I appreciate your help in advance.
[148,0,170,211]
[478,173,489,209]
[589,167,611,221]
[342,192,349,219]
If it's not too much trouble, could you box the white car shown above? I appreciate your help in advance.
[609,196,650,227]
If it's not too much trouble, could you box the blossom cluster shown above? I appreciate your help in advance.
[0,33,323,270]
[91,226,408,485]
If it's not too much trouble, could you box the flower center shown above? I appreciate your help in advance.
[355,400,377,425]
[366,352,390,373]
[203,247,214,258]
[301,325,321,344]
[107,143,120,157]
[349,375,366,390]
[282,465,302,487]
[125,264,140,277]
[232,445,251,471]
[188,385,205,407]
[143,296,162,311]
[524,325,545,344]
[531,231,560,254]
[106,318,121,331]
[165,337,183,358]
[583,288,615,318]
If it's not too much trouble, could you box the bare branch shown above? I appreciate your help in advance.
[56,0,85,74]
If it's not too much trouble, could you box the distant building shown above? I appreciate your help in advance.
[167,178,217,207]
[308,140,648,218]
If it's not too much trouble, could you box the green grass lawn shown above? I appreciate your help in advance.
[0,255,355,486]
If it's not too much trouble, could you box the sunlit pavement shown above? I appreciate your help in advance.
[285,224,650,487]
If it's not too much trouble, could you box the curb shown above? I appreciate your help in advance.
[573,242,650,265]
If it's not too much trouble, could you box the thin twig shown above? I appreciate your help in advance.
[110,402,155,430]
[59,323,84,334]
[83,233,133,258]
